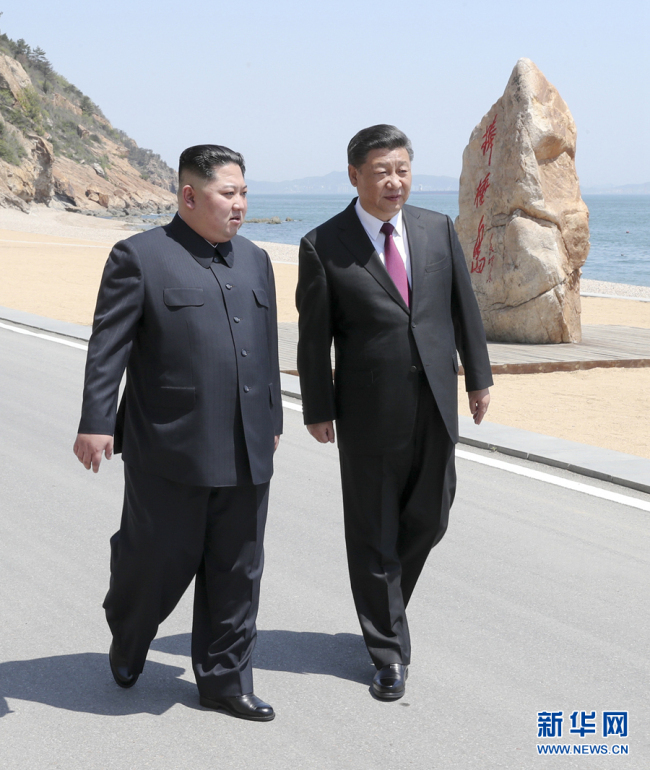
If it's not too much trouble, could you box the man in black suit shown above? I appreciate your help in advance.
[74,145,282,721]
[296,125,492,701]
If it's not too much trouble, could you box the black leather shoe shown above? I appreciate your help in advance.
[199,693,275,722]
[372,664,408,701]
[109,641,139,688]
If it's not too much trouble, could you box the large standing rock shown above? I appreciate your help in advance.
[455,58,590,343]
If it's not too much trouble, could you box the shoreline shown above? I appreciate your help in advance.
[0,205,649,460]
[580,279,650,300]
[0,204,648,296]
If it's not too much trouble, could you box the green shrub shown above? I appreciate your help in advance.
[0,123,27,165]
[79,95,95,115]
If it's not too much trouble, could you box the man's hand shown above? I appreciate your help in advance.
[468,389,490,425]
[73,434,114,473]
[307,421,336,444]
[274,435,281,452]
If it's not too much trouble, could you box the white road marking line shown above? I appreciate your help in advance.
[4,322,647,510]
[281,400,649,511]
[456,448,650,512]
[0,321,89,350]
[282,400,302,412]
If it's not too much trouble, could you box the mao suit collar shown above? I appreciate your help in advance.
[165,213,234,268]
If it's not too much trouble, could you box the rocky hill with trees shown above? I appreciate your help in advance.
[0,23,176,214]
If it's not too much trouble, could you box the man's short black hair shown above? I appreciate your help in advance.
[347,125,414,168]
[178,144,246,184]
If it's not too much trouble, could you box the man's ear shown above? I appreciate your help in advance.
[348,164,359,188]
[182,184,196,209]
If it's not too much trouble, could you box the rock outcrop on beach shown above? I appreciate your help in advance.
[455,58,590,343]
[0,36,176,215]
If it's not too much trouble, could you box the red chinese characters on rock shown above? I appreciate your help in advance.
[481,114,497,166]
[471,215,486,274]
[471,114,497,277]
[486,234,496,282]
[474,172,491,208]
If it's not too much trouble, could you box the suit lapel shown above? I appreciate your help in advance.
[337,201,410,315]
[402,205,427,311]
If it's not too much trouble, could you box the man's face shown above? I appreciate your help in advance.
[348,147,412,221]
[180,163,248,243]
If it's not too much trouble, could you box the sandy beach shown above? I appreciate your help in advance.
[1,205,648,459]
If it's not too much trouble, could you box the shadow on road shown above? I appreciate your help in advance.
[0,652,196,718]
[1,630,370,717]
[151,629,371,684]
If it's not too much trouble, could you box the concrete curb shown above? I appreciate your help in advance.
[0,307,92,341]
[457,417,650,495]
[3,307,649,497]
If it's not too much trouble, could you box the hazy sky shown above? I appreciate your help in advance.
[2,0,648,186]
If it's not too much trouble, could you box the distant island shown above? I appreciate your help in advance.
[0,24,646,216]
[246,170,460,195]
[245,171,650,196]
[581,182,650,195]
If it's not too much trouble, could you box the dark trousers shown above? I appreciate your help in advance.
[339,375,456,669]
[103,462,270,698]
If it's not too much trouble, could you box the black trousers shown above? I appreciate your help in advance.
[339,375,456,669]
[103,462,270,698]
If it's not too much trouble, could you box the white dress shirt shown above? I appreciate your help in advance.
[354,198,412,286]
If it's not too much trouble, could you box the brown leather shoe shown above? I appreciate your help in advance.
[199,693,275,721]
[372,664,408,701]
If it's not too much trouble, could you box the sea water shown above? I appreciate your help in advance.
[238,192,459,246]
[239,193,650,287]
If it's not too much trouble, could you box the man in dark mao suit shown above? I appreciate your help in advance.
[74,145,282,721]
[296,125,493,701]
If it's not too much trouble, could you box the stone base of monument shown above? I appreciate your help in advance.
[457,325,650,376]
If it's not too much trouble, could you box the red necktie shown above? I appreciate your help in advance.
[380,222,409,307]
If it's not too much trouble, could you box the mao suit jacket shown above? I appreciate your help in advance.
[79,214,283,487]
[296,199,492,454]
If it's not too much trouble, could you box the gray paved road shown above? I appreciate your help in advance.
[1,324,649,769]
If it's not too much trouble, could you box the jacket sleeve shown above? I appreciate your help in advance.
[448,217,494,392]
[295,235,336,425]
[78,240,144,435]
[265,251,283,436]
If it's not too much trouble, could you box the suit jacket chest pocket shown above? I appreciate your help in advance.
[163,288,205,309]
[159,288,204,380]
[253,288,269,309]
[424,256,449,274]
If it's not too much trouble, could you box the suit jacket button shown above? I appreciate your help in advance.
[243,385,250,393]
[410,365,418,372]
[241,349,248,356]
[411,322,416,328]
[225,283,233,290]
[234,316,240,323]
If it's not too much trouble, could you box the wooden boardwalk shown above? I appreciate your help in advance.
[278,323,650,375]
